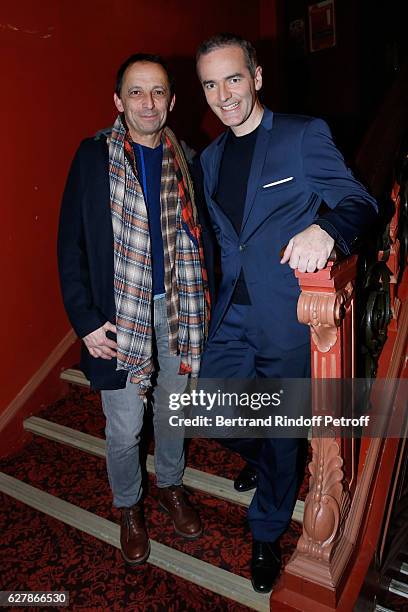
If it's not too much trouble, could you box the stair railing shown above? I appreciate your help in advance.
[271,62,408,611]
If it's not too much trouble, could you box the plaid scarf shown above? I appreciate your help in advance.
[108,115,210,384]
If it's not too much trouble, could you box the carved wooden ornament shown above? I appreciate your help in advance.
[297,282,354,352]
[298,436,351,562]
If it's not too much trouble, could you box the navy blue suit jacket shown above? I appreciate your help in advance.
[200,108,378,350]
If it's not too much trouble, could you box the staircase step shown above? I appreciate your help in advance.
[24,416,304,523]
[0,472,269,611]
[60,368,89,387]
[388,578,408,599]
[399,561,408,576]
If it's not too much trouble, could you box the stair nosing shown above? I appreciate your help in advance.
[60,368,90,387]
[0,472,269,611]
[399,560,408,576]
[388,577,408,598]
[24,416,304,522]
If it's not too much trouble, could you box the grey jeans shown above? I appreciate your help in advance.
[101,297,187,508]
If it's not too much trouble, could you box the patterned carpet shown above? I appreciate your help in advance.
[0,385,305,611]
[0,493,251,611]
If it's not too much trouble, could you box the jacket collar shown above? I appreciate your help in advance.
[215,106,274,146]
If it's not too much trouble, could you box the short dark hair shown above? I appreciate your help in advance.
[196,33,258,77]
[115,53,174,97]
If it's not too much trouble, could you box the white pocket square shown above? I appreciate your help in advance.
[263,176,294,188]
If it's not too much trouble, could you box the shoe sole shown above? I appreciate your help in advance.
[159,503,203,539]
[233,483,257,492]
[250,579,273,594]
[121,540,151,566]
[250,562,281,594]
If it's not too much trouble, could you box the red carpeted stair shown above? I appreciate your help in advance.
[0,380,305,611]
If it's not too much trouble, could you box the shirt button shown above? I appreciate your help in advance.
[239,244,246,251]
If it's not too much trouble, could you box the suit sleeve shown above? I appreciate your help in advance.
[302,118,378,254]
[57,143,106,338]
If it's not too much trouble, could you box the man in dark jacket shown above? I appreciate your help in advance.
[58,53,211,566]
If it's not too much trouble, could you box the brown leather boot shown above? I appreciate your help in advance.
[158,485,202,539]
[120,503,150,565]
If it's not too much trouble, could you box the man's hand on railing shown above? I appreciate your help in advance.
[280,224,335,272]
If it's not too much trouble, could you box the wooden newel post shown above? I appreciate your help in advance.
[296,256,357,379]
[271,256,358,610]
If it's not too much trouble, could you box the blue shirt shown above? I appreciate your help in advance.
[133,142,165,296]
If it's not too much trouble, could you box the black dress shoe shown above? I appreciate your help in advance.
[234,464,257,492]
[250,540,281,593]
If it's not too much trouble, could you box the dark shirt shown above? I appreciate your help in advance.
[133,142,165,296]
[216,128,259,304]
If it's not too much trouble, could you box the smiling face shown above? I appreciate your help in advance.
[197,45,263,136]
[114,61,175,147]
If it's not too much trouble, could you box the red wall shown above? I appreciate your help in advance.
[0,1,262,413]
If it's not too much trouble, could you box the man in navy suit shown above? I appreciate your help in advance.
[196,33,377,592]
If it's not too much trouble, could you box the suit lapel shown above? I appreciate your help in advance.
[208,132,227,197]
[206,132,239,236]
[240,123,270,237]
